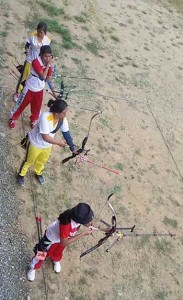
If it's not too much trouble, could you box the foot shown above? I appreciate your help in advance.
[53,261,61,273]
[9,119,15,129]
[13,93,19,103]
[35,174,45,185]
[27,268,36,282]
[17,175,24,187]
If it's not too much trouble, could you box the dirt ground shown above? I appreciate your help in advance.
[0,0,183,299]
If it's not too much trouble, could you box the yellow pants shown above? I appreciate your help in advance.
[19,142,52,176]
[17,61,31,94]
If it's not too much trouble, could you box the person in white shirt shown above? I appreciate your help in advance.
[14,22,51,102]
[9,45,54,129]
[27,203,95,282]
[17,98,76,186]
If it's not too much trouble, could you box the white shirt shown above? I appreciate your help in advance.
[29,111,69,149]
[26,32,51,63]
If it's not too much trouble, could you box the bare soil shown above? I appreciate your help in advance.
[0,0,183,299]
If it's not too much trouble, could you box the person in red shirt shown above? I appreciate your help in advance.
[27,203,96,282]
[9,45,55,129]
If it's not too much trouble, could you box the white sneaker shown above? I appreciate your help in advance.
[53,261,61,273]
[13,93,19,103]
[27,268,36,281]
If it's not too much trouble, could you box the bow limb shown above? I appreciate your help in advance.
[62,111,102,164]
[81,111,102,150]
[80,244,102,259]
[80,231,114,259]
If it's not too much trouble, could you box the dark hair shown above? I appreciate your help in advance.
[37,22,47,34]
[58,209,72,225]
[47,99,68,113]
[39,45,52,56]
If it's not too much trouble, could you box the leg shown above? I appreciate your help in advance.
[47,243,65,273]
[27,255,46,281]
[29,256,45,270]
[27,242,50,281]
[18,143,43,177]
[17,61,31,94]
[30,90,43,123]
[34,147,52,176]
[11,87,31,121]
[48,243,65,262]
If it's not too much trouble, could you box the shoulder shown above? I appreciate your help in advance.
[43,35,51,44]
[28,31,37,40]
[30,31,37,37]
[60,223,72,237]
[40,111,53,121]
[61,117,69,131]
[32,57,42,69]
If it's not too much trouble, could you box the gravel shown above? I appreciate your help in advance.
[0,109,29,299]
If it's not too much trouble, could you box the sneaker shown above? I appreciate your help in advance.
[53,261,61,273]
[13,93,19,103]
[17,175,24,187]
[9,119,15,129]
[27,268,36,282]
[35,174,45,185]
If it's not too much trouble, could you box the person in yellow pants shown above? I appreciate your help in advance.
[18,143,52,178]
[17,98,76,186]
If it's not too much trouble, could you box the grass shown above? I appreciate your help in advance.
[111,185,122,194]
[110,35,120,42]
[117,205,129,217]
[86,36,100,55]
[99,117,110,127]
[163,216,178,228]
[113,163,124,171]
[69,290,85,300]
[0,0,9,10]
[38,1,65,16]
[75,13,88,23]
[155,291,168,300]
[78,276,89,286]
[134,148,142,156]
[83,269,97,278]
[135,236,150,249]
[71,57,82,65]
[0,31,8,38]
[166,0,183,9]
[155,239,173,255]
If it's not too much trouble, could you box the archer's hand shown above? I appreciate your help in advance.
[58,140,67,147]
[72,149,79,155]
[82,227,96,236]
[104,226,112,233]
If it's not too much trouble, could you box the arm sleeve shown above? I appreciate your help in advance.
[61,118,74,151]
[46,79,54,91]
[25,42,30,50]
[32,59,42,74]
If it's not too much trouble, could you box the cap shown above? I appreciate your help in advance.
[71,203,94,225]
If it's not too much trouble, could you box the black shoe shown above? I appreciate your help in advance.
[35,174,45,185]
[17,175,24,187]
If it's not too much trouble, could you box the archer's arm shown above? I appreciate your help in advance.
[60,227,94,247]
[61,118,75,152]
